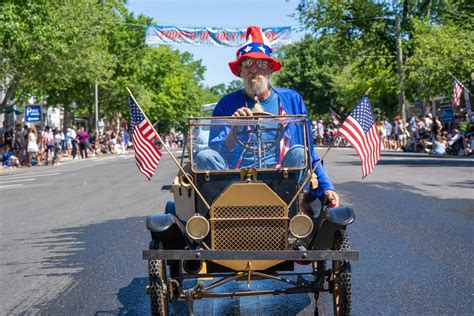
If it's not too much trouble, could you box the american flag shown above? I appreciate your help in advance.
[452,79,464,109]
[338,96,381,178]
[129,96,162,180]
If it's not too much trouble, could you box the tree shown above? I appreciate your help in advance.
[276,0,473,117]
[210,79,243,98]
[405,17,474,101]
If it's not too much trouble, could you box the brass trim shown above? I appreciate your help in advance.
[210,217,289,221]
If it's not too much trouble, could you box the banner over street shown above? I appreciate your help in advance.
[145,26,291,47]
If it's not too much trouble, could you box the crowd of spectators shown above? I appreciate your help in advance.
[1,124,134,169]
[1,124,189,169]
[311,111,473,156]
[2,112,473,169]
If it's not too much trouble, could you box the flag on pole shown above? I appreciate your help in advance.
[452,79,464,109]
[338,96,381,178]
[129,96,162,180]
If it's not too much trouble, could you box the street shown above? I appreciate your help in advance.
[1,149,473,315]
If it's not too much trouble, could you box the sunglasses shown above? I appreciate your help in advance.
[241,58,270,70]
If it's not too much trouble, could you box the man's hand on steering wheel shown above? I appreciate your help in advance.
[232,107,253,117]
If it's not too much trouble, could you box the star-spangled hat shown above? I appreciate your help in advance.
[229,26,282,77]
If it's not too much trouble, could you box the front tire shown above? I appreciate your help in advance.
[332,230,352,315]
[149,241,169,316]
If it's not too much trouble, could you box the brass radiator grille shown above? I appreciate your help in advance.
[210,182,289,251]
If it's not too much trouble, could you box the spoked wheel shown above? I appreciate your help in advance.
[332,230,352,316]
[148,241,169,316]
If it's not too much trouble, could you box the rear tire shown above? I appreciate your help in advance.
[149,241,169,316]
[332,230,352,315]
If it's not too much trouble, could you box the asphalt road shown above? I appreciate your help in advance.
[1,149,473,315]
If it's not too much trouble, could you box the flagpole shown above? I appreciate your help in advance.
[448,72,472,95]
[288,88,374,209]
[126,87,211,210]
[287,137,337,209]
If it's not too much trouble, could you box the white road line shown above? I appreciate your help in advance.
[0,184,23,189]
[0,178,36,183]
[0,172,61,180]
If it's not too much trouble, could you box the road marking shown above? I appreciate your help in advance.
[0,178,35,183]
[0,184,23,189]
[0,172,61,180]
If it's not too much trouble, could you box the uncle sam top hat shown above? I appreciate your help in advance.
[229,26,282,77]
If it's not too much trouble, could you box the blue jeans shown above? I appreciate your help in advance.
[195,145,306,182]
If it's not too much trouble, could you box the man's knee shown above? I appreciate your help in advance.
[195,149,227,170]
[282,145,305,168]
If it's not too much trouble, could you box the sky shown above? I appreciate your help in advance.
[126,0,305,87]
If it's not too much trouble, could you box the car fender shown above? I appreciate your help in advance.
[146,211,191,250]
[311,205,355,250]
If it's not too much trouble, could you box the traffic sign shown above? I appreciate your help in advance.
[25,105,42,122]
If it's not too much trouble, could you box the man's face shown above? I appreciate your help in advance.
[239,58,272,96]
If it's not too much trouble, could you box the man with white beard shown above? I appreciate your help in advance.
[196,26,339,208]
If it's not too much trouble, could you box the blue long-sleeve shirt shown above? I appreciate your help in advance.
[210,87,335,199]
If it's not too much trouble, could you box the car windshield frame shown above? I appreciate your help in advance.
[188,115,310,174]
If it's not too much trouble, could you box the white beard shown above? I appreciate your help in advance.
[243,74,271,97]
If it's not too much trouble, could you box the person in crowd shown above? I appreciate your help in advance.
[424,113,433,133]
[431,134,447,155]
[4,126,14,149]
[316,119,325,146]
[76,126,89,159]
[462,133,473,156]
[88,128,98,157]
[65,128,73,157]
[2,144,21,168]
[433,116,443,136]
[26,126,39,167]
[378,118,387,149]
[195,25,339,208]
[70,126,78,159]
[408,112,417,137]
[115,130,124,154]
[37,127,45,166]
[415,117,427,138]
[109,131,117,154]
[123,130,131,151]
[43,126,55,165]
[53,128,64,165]
[13,124,26,164]
[392,116,404,150]
[446,129,463,155]
[383,116,393,150]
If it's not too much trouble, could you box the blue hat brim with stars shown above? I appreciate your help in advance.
[229,26,282,77]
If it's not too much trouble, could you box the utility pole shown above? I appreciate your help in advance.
[395,16,406,122]
[95,82,99,132]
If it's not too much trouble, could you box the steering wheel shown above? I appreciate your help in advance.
[231,113,285,152]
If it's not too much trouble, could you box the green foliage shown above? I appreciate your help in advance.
[405,17,474,100]
[210,80,243,98]
[1,1,219,132]
[276,0,473,118]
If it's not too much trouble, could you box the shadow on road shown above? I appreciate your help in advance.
[27,214,316,315]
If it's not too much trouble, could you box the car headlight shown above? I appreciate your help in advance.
[289,213,313,239]
[186,214,210,241]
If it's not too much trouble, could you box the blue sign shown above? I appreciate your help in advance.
[25,105,42,122]
[440,107,454,123]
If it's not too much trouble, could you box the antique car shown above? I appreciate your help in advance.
[143,113,358,315]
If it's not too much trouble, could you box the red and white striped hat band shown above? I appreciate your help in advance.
[229,26,282,77]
